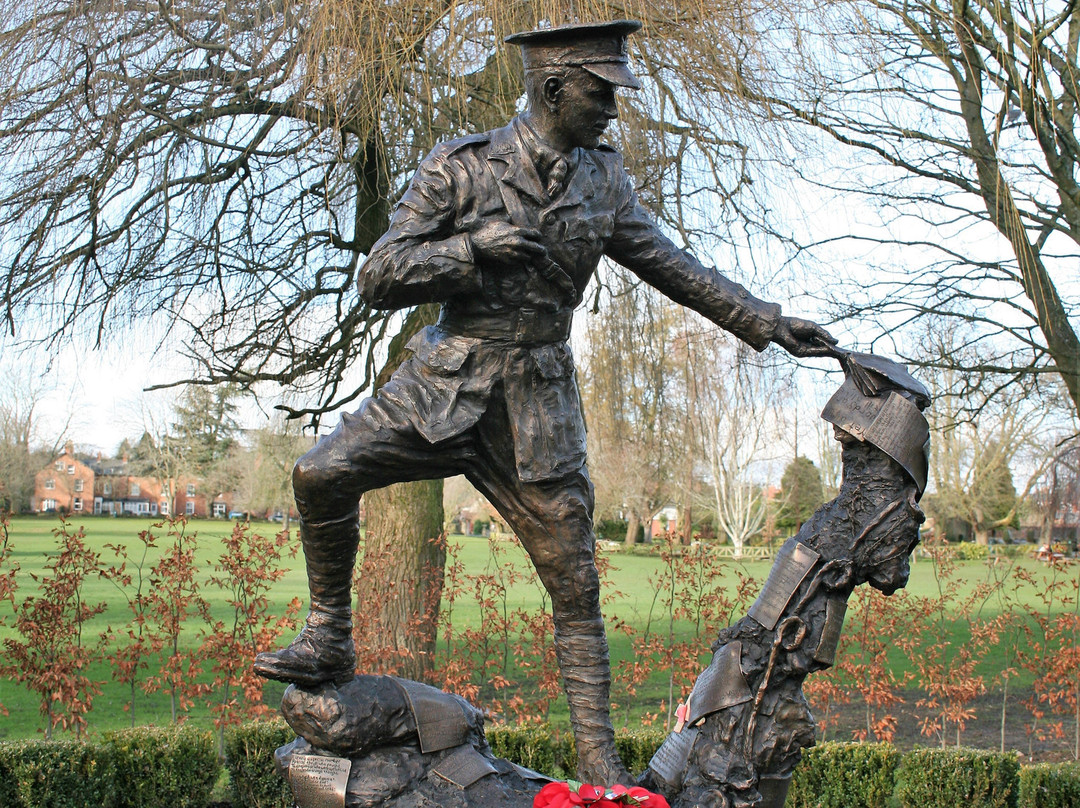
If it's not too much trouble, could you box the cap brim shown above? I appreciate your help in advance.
[583,62,641,90]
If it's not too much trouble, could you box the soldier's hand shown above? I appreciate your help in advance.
[471,221,547,265]
[772,316,840,358]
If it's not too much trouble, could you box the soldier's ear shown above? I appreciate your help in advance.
[542,76,563,109]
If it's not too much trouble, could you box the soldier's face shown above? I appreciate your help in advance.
[554,70,619,149]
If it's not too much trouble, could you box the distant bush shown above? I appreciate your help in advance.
[787,741,901,808]
[896,747,1018,808]
[953,543,990,560]
[595,519,629,542]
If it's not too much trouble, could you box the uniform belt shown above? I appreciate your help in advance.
[439,308,573,344]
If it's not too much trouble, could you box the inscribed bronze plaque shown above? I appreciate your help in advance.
[860,392,929,494]
[821,378,883,442]
[747,540,820,630]
[647,726,699,789]
[687,641,752,725]
[400,680,468,753]
[813,598,848,667]
[821,380,929,493]
[289,754,351,808]
[431,745,497,788]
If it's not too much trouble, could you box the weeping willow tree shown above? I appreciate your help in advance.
[0,0,802,677]
[737,0,1080,419]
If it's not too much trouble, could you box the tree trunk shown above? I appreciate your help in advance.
[950,25,1080,416]
[678,503,692,546]
[352,304,445,683]
[625,512,640,546]
[357,479,445,682]
[1040,514,1053,545]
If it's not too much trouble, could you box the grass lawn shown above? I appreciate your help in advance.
[0,515,1074,746]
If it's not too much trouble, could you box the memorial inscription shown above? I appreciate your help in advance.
[288,755,351,808]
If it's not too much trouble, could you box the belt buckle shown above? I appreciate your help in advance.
[515,309,537,342]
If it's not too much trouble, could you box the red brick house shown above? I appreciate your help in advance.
[173,477,210,517]
[31,443,95,515]
[31,441,293,521]
[93,472,171,517]
[33,447,221,518]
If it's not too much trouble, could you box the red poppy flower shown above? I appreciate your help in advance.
[578,783,606,801]
[534,780,668,808]
[534,781,585,808]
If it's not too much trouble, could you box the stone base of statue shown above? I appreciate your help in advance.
[275,675,551,807]
[269,353,931,808]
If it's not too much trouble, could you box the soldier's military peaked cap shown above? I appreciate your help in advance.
[506,20,642,90]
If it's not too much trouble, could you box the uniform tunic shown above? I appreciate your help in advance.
[292,115,781,656]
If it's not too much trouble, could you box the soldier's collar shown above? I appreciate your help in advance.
[515,116,581,178]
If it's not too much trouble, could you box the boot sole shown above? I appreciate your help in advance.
[253,657,354,688]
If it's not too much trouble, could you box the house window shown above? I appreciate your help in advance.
[185,501,195,515]
[73,497,82,511]
[54,460,63,471]
[186,483,196,496]
[67,464,75,475]
[103,481,112,495]
[41,498,56,511]
[130,483,140,496]
[160,501,169,515]
[212,502,226,518]
[44,478,55,490]
[74,479,84,492]
[137,502,149,514]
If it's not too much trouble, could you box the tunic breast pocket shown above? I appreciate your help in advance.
[562,213,615,250]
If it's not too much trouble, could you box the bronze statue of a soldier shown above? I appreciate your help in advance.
[256,20,836,786]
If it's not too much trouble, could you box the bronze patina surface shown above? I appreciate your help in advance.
[265,353,931,808]
[255,17,836,788]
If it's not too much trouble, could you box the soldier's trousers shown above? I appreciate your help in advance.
[292,375,616,772]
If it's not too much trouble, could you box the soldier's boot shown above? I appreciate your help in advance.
[554,618,632,786]
[253,513,359,687]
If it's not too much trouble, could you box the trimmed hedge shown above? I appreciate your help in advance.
[6,720,1076,808]
[896,747,1019,808]
[1018,761,1080,808]
[223,719,294,808]
[103,725,218,808]
[787,742,901,808]
[613,728,666,776]
[0,738,108,808]
[483,724,665,780]
[0,726,216,808]
[486,723,570,777]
